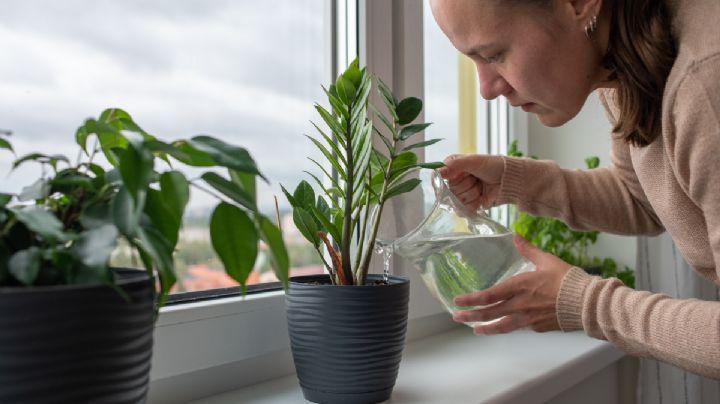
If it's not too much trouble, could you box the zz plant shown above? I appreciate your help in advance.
[283,60,443,286]
[0,109,288,306]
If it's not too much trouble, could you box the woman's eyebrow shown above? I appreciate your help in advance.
[464,43,497,56]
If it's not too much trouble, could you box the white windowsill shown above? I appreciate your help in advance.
[184,327,625,404]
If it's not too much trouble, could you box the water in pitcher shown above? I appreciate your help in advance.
[388,170,535,327]
[397,232,534,325]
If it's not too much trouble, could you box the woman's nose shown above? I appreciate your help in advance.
[476,64,511,101]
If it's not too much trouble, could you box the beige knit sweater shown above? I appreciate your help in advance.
[496,0,720,378]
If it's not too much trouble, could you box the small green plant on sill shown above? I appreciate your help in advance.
[283,59,443,286]
[507,140,634,287]
[0,109,288,306]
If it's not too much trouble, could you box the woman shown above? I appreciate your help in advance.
[432,0,720,379]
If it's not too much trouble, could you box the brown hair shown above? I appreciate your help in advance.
[497,0,678,147]
[602,0,677,146]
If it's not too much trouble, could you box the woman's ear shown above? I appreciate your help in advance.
[569,0,603,20]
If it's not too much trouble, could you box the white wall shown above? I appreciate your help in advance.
[526,93,637,272]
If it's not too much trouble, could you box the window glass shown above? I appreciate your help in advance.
[0,0,331,293]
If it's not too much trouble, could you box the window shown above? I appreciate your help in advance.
[0,0,333,295]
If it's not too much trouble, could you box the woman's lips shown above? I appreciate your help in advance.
[521,103,535,112]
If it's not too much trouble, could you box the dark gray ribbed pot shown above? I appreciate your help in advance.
[0,268,155,404]
[286,274,410,404]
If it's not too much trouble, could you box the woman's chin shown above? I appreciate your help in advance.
[533,110,574,128]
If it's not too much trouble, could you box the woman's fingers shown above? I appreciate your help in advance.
[453,297,518,323]
[453,274,526,307]
[473,314,527,336]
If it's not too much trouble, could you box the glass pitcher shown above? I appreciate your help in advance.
[393,171,535,326]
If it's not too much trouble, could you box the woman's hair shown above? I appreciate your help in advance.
[498,0,678,147]
[602,0,677,146]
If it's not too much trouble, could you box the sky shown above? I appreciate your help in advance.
[0,0,465,217]
[0,0,329,215]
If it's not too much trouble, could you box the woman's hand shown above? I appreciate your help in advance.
[438,154,505,211]
[452,235,574,335]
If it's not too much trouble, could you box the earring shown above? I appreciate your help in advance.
[584,15,598,40]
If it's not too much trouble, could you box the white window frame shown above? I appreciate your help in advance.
[147,2,526,402]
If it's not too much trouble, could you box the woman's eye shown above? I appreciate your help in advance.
[485,53,503,63]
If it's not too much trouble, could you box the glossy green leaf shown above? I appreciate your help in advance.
[417,161,445,169]
[72,224,118,268]
[398,123,432,141]
[0,193,12,207]
[311,123,348,166]
[585,156,600,169]
[324,86,349,119]
[257,216,289,289]
[189,136,266,181]
[119,139,153,204]
[148,140,216,167]
[145,189,180,248]
[12,153,70,171]
[384,178,421,200]
[201,172,257,212]
[8,247,41,285]
[389,151,418,175]
[293,180,316,211]
[314,105,345,138]
[160,171,190,221]
[50,173,94,193]
[309,205,341,244]
[316,196,331,218]
[395,97,423,125]
[335,75,356,105]
[401,138,442,152]
[210,202,258,292]
[112,186,143,237]
[342,59,362,87]
[305,135,347,181]
[230,169,256,204]
[79,203,112,229]
[137,225,176,307]
[11,206,69,241]
[377,78,398,109]
[281,185,298,208]
[302,171,341,209]
[293,207,320,247]
[0,137,13,153]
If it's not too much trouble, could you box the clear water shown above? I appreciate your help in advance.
[374,239,393,283]
[396,232,535,326]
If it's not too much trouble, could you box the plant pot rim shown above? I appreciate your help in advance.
[0,267,149,293]
[289,273,408,287]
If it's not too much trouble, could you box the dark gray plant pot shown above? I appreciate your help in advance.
[286,274,410,404]
[0,268,155,404]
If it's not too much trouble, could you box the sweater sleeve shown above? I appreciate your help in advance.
[497,92,664,236]
[555,59,720,379]
[557,268,720,379]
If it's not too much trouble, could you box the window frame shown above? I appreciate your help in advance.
[148,1,526,401]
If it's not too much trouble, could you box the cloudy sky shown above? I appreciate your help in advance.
[0,0,329,214]
[0,0,466,216]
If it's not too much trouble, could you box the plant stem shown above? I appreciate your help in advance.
[0,217,16,236]
[356,136,396,284]
[341,104,355,285]
[315,245,336,285]
[353,167,373,281]
[189,181,231,205]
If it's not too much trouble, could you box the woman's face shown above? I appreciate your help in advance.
[430,0,606,127]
